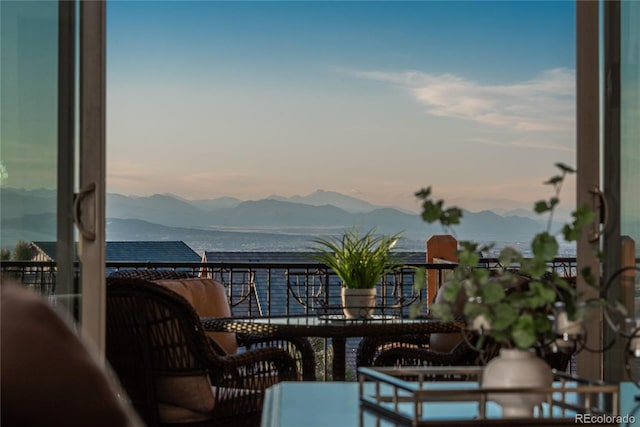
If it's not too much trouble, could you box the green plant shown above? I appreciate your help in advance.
[310,227,407,289]
[415,163,609,350]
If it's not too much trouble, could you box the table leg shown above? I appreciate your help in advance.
[332,337,346,381]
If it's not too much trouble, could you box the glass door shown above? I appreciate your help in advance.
[1,1,69,298]
[609,0,640,382]
[601,0,639,382]
[619,1,639,274]
[0,0,106,352]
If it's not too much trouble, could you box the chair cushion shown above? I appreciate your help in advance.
[154,278,239,355]
[156,375,216,414]
[157,383,261,423]
[157,403,212,424]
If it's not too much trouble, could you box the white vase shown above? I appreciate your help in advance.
[482,348,553,418]
[341,288,376,319]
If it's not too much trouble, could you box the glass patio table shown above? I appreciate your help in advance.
[201,315,465,381]
[262,367,632,427]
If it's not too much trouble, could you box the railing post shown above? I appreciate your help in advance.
[426,235,458,308]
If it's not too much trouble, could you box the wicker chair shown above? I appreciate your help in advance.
[358,333,571,377]
[357,331,490,373]
[108,269,316,381]
[359,277,571,375]
[106,278,299,427]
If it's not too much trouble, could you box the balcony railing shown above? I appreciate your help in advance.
[1,257,584,380]
[0,258,581,316]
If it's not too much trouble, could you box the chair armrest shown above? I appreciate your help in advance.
[237,334,316,381]
[197,347,299,423]
[374,346,466,366]
[208,346,299,389]
[371,332,490,371]
[356,334,431,368]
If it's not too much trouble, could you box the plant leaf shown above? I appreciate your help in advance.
[498,247,522,266]
[491,303,518,331]
[531,232,558,261]
[534,280,557,303]
[430,303,453,321]
[555,162,576,173]
[481,282,505,304]
[442,281,462,303]
[413,267,426,291]
[463,302,486,319]
[511,314,537,349]
[534,201,550,214]
[544,175,563,185]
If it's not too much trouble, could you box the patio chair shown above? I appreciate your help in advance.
[357,276,571,374]
[108,269,316,381]
[106,278,300,427]
[356,330,491,374]
[364,335,571,377]
[356,280,476,370]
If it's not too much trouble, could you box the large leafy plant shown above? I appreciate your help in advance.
[310,227,407,289]
[416,163,599,350]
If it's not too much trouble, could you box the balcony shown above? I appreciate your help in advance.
[1,256,579,381]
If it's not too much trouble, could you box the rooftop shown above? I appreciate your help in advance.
[32,241,201,263]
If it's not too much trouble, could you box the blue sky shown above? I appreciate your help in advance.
[107,1,576,214]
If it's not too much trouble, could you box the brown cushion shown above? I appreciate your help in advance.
[157,403,213,424]
[157,385,261,424]
[154,278,239,354]
[155,375,216,414]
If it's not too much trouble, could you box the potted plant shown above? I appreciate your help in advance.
[311,227,407,319]
[415,163,622,417]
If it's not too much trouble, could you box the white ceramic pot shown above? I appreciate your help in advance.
[341,288,376,319]
[482,348,553,418]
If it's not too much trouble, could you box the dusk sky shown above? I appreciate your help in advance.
[107,1,576,214]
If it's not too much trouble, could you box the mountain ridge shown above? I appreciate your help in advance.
[2,187,550,251]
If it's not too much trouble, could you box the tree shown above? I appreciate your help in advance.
[11,241,33,260]
[0,248,10,260]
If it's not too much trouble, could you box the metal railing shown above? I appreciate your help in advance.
[0,258,583,317]
[107,261,444,318]
[1,257,584,380]
[1,261,59,295]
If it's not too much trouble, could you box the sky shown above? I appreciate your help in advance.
[106,0,577,214]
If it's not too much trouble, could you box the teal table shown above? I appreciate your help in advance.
[261,381,640,427]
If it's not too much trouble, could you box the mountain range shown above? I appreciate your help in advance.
[1,187,553,253]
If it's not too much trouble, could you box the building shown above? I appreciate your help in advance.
[31,241,201,264]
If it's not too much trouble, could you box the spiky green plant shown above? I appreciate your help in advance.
[310,228,407,289]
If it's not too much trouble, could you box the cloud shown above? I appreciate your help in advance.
[464,137,573,152]
[353,68,575,133]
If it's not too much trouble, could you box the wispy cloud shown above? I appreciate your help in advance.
[352,68,575,133]
[464,137,573,152]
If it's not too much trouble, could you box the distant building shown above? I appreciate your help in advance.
[31,241,201,263]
